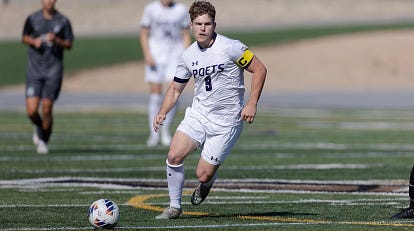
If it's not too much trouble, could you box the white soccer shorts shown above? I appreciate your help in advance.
[176,107,243,165]
[144,45,183,84]
[144,60,178,84]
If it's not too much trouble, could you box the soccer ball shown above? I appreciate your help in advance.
[88,199,120,229]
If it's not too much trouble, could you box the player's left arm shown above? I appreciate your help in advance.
[47,34,72,49]
[50,20,74,50]
[52,34,73,49]
[241,52,267,124]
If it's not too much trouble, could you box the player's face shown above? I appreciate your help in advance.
[191,14,216,48]
[42,0,56,11]
[160,0,173,7]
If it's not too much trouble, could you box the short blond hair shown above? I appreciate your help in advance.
[189,1,216,22]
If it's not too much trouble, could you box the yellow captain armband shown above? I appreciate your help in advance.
[236,49,254,68]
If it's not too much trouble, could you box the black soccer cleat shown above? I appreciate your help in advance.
[391,207,414,219]
[191,183,212,205]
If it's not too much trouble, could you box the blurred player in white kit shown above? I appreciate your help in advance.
[140,0,191,147]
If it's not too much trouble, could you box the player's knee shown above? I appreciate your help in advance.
[42,109,52,118]
[197,175,210,184]
[42,107,53,117]
[167,153,184,166]
[167,146,192,166]
[26,107,38,119]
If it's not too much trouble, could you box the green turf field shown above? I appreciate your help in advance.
[1,108,414,230]
[2,22,414,230]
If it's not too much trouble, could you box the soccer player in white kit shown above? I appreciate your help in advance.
[153,1,267,219]
[140,0,191,147]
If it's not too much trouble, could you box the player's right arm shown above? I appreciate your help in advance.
[22,35,42,49]
[153,80,187,132]
[139,27,155,68]
[22,16,42,49]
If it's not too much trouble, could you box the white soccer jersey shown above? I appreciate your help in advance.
[140,1,190,63]
[174,33,254,127]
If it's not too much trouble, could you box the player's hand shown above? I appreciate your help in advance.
[45,33,56,43]
[33,37,43,49]
[241,103,257,124]
[145,55,156,69]
[40,33,55,47]
[153,114,166,132]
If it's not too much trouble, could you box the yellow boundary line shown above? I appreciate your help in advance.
[127,193,414,228]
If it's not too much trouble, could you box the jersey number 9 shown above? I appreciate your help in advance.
[204,76,212,91]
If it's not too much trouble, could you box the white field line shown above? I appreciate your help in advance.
[0,177,405,187]
[9,185,408,196]
[0,151,411,162]
[0,198,405,208]
[0,222,309,231]
[150,200,403,206]
[3,219,414,231]
[0,163,377,174]
[0,144,160,152]
[238,142,414,151]
[0,153,170,161]
[340,121,414,130]
[0,152,411,166]
[298,121,414,130]
[17,188,143,194]
[4,142,414,152]
[120,222,312,230]
[226,163,375,170]
[0,177,407,196]
[273,108,414,120]
[4,166,167,174]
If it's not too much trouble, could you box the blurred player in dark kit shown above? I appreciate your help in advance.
[22,0,74,154]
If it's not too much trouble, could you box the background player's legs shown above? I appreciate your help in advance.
[161,101,178,146]
[160,62,180,147]
[147,82,162,146]
[26,96,48,153]
[40,98,54,143]
[26,96,43,137]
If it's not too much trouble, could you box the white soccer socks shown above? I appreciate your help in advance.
[147,94,162,146]
[161,102,178,146]
[166,160,185,209]
[148,93,179,146]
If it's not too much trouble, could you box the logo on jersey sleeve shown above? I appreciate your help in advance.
[236,49,254,68]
